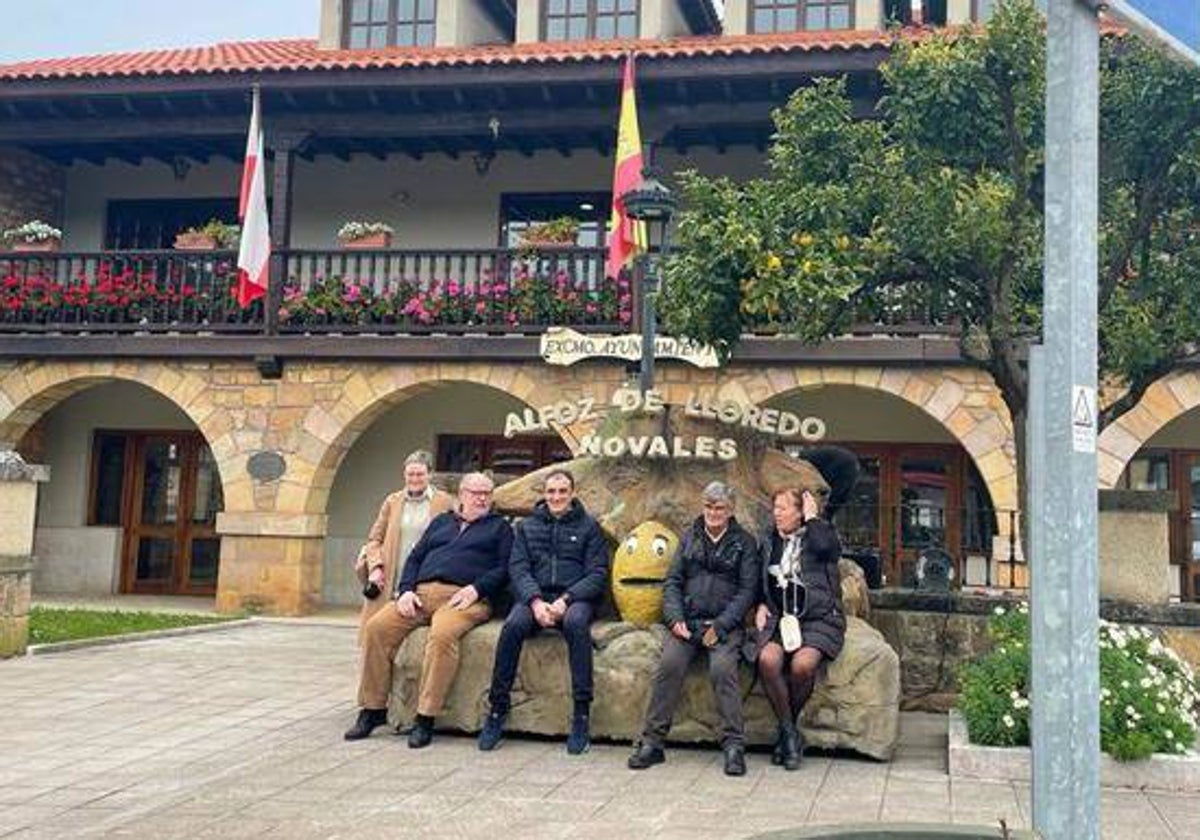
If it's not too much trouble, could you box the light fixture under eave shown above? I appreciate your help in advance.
[473,149,496,177]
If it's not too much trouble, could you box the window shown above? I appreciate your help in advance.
[345,0,436,49]
[499,193,611,248]
[89,432,128,526]
[436,434,571,478]
[972,0,997,22]
[885,0,946,25]
[543,0,639,42]
[750,0,853,32]
[105,198,238,250]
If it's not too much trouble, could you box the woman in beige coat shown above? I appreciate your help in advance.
[355,450,454,638]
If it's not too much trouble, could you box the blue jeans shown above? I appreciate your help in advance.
[487,600,595,714]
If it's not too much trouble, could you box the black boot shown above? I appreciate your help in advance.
[343,708,387,741]
[407,714,435,749]
[627,742,665,770]
[723,743,746,777]
[771,724,787,766]
[781,722,803,771]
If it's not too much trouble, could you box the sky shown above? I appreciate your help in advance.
[0,0,318,63]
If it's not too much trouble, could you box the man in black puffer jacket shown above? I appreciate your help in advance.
[479,468,609,755]
[628,481,760,777]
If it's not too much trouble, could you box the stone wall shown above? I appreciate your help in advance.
[0,147,65,238]
[870,591,1200,711]
[0,454,49,657]
[0,357,1016,615]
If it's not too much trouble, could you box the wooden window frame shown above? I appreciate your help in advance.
[540,0,640,42]
[342,0,438,49]
[497,191,611,248]
[748,0,855,33]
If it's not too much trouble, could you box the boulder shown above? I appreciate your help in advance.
[388,615,900,761]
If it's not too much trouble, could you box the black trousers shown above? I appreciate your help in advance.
[487,600,596,714]
[640,630,745,749]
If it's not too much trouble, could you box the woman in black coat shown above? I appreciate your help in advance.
[754,447,857,771]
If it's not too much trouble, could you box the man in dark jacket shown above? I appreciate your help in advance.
[345,471,514,748]
[478,468,608,754]
[628,481,759,776]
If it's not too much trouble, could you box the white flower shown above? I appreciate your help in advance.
[1003,715,1015,729]
[1141,678,1153,689]
[1157,703,1167,714]
[1010,690,1020,701]
[994,606,1006,616]
[1165,730,1174,740]
[1101,687,1111,699]
[1125,706,1136,716]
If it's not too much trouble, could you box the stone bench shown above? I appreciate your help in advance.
[387,612,901,760]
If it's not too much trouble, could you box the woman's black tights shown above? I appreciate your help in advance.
[757,641,823,723]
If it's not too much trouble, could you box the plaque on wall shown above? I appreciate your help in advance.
[247,451,287,483]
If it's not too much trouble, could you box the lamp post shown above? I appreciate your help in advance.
[620,169,677,394]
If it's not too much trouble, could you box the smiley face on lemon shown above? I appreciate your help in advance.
[611,520,679,626]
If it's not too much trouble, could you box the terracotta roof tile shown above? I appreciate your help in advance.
[0,29,902,83]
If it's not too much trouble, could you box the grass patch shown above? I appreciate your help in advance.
[28,607,236,645]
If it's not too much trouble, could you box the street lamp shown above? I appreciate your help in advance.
[620,169,677,393]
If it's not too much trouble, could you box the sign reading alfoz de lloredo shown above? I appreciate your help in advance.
[504,388,826,461]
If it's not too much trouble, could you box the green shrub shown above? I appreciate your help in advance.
[958,604,1199,761]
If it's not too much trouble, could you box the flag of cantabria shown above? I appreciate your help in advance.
[236,86,270,308]
[606,54,647,280]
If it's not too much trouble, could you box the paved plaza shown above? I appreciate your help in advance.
[0,622,1196,839]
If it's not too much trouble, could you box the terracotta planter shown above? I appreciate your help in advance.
[339,231,392,249]
[174,232,218,250]
[9,239,60,253]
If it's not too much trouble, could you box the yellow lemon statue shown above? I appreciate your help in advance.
[611,520,679,626]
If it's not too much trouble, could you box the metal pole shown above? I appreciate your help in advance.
[1031,2,1100,838]
[638,254,656,393]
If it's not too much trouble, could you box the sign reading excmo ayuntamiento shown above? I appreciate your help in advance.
[540,326,720,369]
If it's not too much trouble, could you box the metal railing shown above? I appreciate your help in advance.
[278,246,630,334]
[0,250,260,332]
[0,246,966,338]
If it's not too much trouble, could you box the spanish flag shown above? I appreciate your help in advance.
[606,54,647,280]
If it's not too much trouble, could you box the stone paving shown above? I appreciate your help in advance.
[0,622,1196,839]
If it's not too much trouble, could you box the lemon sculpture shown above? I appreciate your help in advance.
[611,520,679,626]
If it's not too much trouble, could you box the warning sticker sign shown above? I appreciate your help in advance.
[1072,385,1097,454]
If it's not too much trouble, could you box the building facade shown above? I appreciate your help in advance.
[1,0,1196,613]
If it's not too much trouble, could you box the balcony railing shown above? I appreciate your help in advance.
[0,249,260,333]
[0,246,953,337]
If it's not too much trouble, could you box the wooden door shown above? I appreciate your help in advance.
[121,432,222,595]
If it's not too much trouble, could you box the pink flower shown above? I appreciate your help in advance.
[447,281,460,297]
[475,301,488,314]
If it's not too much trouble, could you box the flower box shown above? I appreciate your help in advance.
[949,709,1200,791]
[174,232,219,251]
[9,238,60,253]
[339,231,392,249]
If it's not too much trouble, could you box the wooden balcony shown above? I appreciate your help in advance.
[0,246,963,364]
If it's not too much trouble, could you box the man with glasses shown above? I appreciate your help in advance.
[345,472,514,748]
[478,468,608,754]
[627,481,760,776]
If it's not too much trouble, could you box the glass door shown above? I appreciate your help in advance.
[1177,454,1200,601]
[122,433,221,595]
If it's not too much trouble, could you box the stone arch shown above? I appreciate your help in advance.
[738,364,1019,516]
[0,360,238,495]
[1097,370,1200,488]
[297,361,593,516]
